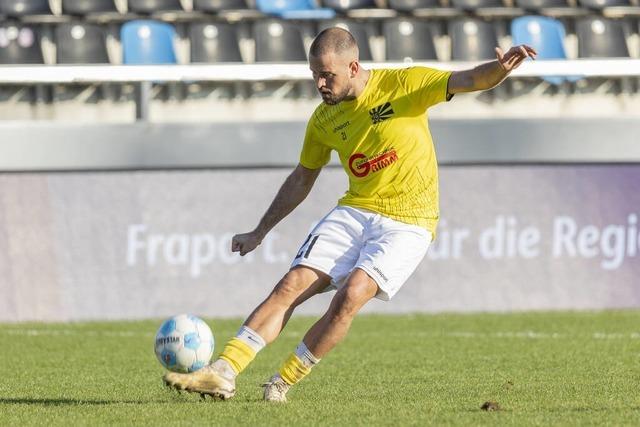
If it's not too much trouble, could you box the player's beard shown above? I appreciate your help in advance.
[320,84,351,105]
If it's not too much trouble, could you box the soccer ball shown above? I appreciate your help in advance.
[154,314,215,373]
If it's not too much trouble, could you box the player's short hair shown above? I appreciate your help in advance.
[309,27,358,58]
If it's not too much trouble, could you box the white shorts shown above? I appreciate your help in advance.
[290,205,432,301]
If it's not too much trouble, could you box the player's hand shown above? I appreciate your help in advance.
[231,231,263,256]
[496,45,537,73]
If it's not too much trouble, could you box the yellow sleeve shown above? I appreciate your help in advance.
[299,117,331,169]
[401,67,453,111]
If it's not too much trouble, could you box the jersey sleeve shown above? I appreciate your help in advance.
[299,117,331,169]
[401,67,453,111]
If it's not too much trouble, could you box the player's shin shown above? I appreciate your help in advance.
[215,325,266,377]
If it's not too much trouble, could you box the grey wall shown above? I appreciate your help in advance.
[0,118,639,171]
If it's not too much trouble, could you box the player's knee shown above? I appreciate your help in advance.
[332,280,375,320]
[269,269,308,306]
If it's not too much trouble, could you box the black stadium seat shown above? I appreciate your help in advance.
[61,0,118,15]
[451,0,503,8]
[253,20,306,62]
[55,23,110,63]
[193,0,251,11]
[317,20,373,61]
[0,0,51,17]
[0,24,44,64]
[383,19,438,61]
[190,22,243,63]
[578,0,630,7]
[322,0,377,12]
[388,0,439,11]
[449,18,498,60]
[128,0,184,14]
[576,17,629,57]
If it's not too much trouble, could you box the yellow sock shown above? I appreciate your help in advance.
[278,353,311,385]
[219,337,257,374]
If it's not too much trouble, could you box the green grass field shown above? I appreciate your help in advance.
[1,311,639,426]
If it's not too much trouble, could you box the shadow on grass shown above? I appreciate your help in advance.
[0,398,165,406]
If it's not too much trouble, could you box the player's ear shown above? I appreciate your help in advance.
[349,61,359,78]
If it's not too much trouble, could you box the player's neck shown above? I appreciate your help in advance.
[352,69,371,99]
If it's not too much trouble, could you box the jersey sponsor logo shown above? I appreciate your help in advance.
[369,102,394,124]
[332,121,350,133]
[348,149,398,178]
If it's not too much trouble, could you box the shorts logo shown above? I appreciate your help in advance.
[372,266,389,282]
[369,102,394,124]
[348,149,398,178]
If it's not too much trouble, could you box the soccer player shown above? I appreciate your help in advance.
[164,28,536,402]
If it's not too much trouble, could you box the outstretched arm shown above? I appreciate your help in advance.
[448,45,537,94]
[231,163,322,256]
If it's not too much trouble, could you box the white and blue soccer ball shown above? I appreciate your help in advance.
[154,314,215,373]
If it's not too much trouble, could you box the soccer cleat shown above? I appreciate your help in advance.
[163,364,236,400]
[262,375,290,403]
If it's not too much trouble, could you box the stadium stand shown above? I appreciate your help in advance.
[449,18,499,60]
[256,0,336,19]
[0,23,44,63]
[0,0,52,17]
[383,19,439,61]
[127,0,185,14]
[576,16,630,57]
[189,22,243,62]
[61,0,119,15]
[321,0,396,18]
[55,23,110,63]
[253,19,306,61]
[121,20,177,64]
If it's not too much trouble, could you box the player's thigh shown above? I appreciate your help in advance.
[291,206,365,286]
[356,224,432,301]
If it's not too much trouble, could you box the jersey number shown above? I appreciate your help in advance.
[295,234,319,259]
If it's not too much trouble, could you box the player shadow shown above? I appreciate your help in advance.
[0,397,163,406]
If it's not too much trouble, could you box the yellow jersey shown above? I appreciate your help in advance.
[299,67,452,235]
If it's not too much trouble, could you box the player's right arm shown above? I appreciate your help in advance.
[231,164,322,256]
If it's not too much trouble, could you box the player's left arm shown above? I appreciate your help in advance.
[447,45,537,94]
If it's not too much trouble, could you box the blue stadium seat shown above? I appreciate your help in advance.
[256,0,336,19]
[121,20,177,64]
[0,0,51,17]
[511,16,577,84]
[0,23,44,64]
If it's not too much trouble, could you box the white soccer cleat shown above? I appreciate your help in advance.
[163,363,236,400]
[262,375,290,403]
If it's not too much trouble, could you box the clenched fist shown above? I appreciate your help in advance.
[231,231,263,256]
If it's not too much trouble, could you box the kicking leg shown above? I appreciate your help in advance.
[263,268,378,402]
[163,266,330,400]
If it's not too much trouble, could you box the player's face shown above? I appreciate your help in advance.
[309,53,355,105]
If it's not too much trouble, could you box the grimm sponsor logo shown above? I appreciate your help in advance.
[333,121,350,133]
[157,337,180,345]
[348,149,398,178]
[369,102,394,124]
[372,266,389,282]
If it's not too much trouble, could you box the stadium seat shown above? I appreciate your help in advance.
[388,0,461,18]
[450,0,524,17]
[55,23,110,63]
[61,0,118,15]
[193,0,264,19]
[253,20,306,61]
[576,17,629,57]
[121,20,177,64]
[577,0,640,18]
[383,19,438,61]
[0,0,51,17]
[317,20,373,61]
[189,22,242,62]
[322,0,396,18]
[0,24,44,64]
[127,0,184,14]
[511,16,576,84]
[514,0,588,18]
[256,0,336,19]
[449,18,498,60]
